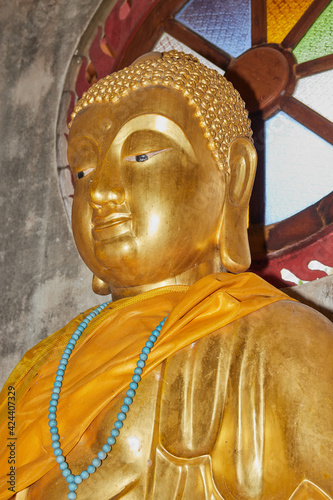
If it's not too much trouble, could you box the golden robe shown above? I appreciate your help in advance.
[0,273,332,499]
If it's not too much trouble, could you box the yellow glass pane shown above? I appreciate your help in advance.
[267,0,313,44]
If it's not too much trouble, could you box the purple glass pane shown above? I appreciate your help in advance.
[176,0,251,58]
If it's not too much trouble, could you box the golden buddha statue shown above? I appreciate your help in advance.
[1,51,333,500]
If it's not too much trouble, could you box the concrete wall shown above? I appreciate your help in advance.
[0,0,108,387]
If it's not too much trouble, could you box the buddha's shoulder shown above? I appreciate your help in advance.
[244,296,332,326]
[191,298,333,363]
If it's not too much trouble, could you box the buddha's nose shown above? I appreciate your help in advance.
[90,159,125,207]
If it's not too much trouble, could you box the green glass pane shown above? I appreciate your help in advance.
[293,1,333,63]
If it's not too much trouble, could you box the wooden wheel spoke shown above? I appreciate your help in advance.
[251,0,267,46]
[281,0,331,50]
[165,19,231,71]
[296,53,333,78]
[281,95,333,145]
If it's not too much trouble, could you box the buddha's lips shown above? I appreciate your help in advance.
[92,213,132,231]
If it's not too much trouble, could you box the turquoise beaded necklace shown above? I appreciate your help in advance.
[48,300,167,499]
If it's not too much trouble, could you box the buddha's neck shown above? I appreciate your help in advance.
[110,251,224,301]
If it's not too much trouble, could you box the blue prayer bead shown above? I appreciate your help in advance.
[68,492,76,500]
[114,420,123,429]
[134,367,142,375]
[145,340,153,348]
[139,353,147,361]
[59,462,68,470]
[121,404,129,413]
[55,377,63,384]
[107,436,115,445]
[152,329,160,336]
[66,474,75,483]
[111,429,119,437]
[68,339,76,346]
[54,381,62,388]
[51,394,59,400]
[126,389,135,398]
[123,397,133,405]
[87,464,96,473]
[148,335,157,342]
[68,482,78,491]
[137,360,145,368]
[129,382,138,390]
[59,363,66,370]
[92,458,101,467]
[56,455,65,464]
[64,348,72,355]
[52,387,60,394]
[57,369,65,376]
[50,426,58,433]
[80,470,89,479]
[54,448,62,456]
[48,419,57,427]
[48,412,56,419]
[82,319,89,326]
[62,469,71,477]
[51,433,60,441]
[132,374,141,383]
[142,347,150,354]
[74,475,82,484]
[98,451,106,460]
[117,412,126,421]
[77,325,84,333]
[52,441,60,449]
[156,325,162,331]
[103,444,111,453]
[72,334,79,341]
[50,400,58,407]
[60,358,68,366]
[62,352,70,359]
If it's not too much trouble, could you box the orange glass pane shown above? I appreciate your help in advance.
[267,0,313,44]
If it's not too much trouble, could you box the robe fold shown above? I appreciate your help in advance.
[0,272,292,498]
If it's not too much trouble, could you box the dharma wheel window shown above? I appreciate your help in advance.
[58,0,333,288]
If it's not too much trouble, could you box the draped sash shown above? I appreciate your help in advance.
[0,273,292,497]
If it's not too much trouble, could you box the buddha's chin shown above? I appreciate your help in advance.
[94,234,139,287]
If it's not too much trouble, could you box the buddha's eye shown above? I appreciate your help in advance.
[75,167,95,179]
[125,148,171,163]
[136,154,148,162]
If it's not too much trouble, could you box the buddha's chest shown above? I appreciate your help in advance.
[27,364,163,500]
[27,333,232,500]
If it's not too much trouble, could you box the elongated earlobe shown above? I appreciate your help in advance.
[92,274,111,295]
[219,138,257,273]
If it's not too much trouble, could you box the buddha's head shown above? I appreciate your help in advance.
[68,51,257,297]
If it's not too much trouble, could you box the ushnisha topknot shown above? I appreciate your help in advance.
[69,50,252,172]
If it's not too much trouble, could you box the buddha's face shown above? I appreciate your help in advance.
[68,87,225,288]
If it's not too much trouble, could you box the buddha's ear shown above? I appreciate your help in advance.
[219,137,257,273]
[92,274,111,295]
